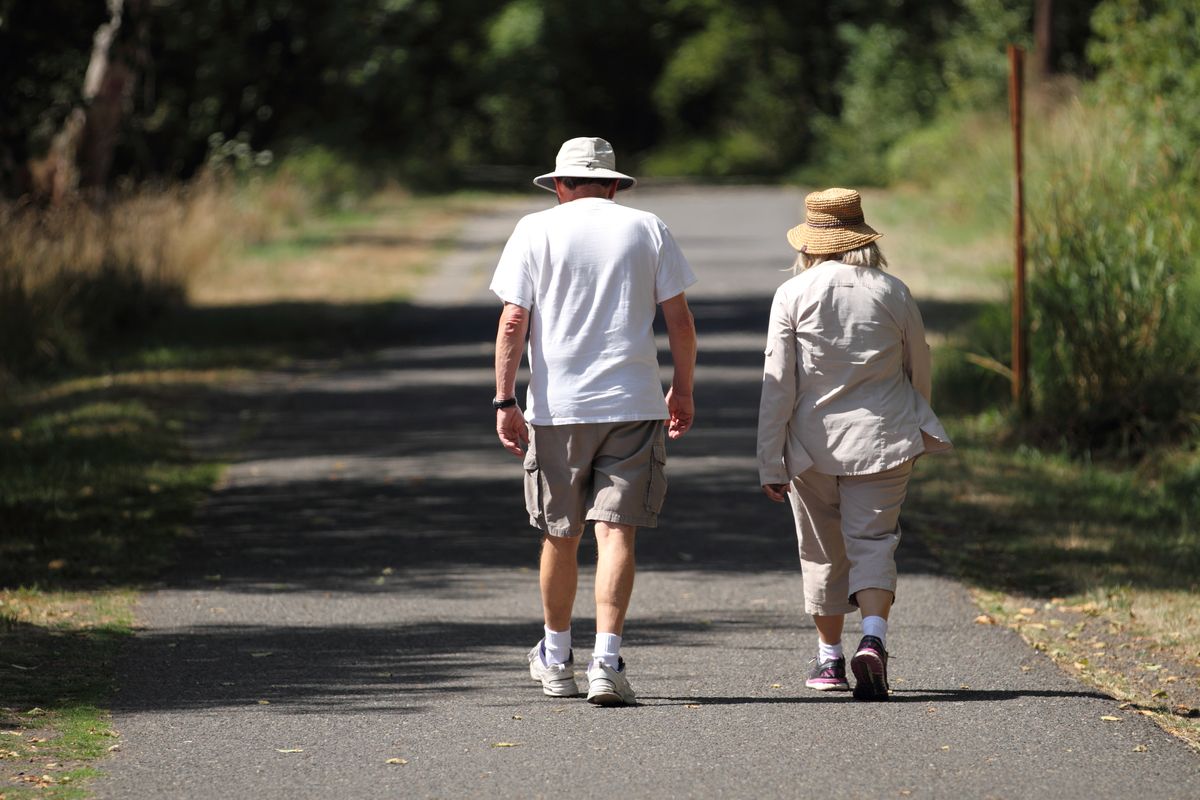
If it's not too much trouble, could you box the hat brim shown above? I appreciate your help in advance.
[786,222,882,255]
[533,166,636,193]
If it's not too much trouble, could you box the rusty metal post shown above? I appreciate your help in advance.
[1008,44,1029,414]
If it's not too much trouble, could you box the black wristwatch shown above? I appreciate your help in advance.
[492,396,518,410]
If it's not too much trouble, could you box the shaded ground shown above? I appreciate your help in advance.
[95,187,1200,799]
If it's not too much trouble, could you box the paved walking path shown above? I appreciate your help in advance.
[99,187,1200,799]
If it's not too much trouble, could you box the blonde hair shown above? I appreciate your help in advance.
[793,242,888,272]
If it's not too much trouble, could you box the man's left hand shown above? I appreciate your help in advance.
[665,388,694,439]
[496,406,529,456]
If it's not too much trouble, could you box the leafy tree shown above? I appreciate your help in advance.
[1089,0,1200,174]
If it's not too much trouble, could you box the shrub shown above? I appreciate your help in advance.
[1026,107,1200,451]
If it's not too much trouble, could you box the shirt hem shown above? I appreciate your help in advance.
[528,413,669,426]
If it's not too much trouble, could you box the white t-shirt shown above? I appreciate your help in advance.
[490,197,697,425]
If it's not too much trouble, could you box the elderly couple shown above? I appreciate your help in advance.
[491,137,952,706]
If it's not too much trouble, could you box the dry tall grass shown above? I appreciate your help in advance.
[0,174,308,386]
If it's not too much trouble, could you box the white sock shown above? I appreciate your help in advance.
[818,640,843,663]
[592,632,622,668]
[543,626,571,665]
[861,616,888,645]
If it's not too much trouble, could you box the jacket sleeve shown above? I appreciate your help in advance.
[902,290,933,403]
[756,287,798,485]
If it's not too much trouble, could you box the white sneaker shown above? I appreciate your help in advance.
[527,642,579,697]
[586,658,636,706]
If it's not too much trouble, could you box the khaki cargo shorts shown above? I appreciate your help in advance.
[523,420,668,537]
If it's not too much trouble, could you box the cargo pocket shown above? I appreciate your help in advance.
[523,448,544,526]
[644,439,668,514]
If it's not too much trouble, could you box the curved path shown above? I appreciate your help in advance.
[99,187,1200,799]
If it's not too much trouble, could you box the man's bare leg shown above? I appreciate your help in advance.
[540,534,581,631]
[594,521,637,635]
[586,521,639,704]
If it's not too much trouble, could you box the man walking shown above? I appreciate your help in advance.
[491,137,697,706]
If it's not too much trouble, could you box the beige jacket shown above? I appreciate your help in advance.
[756,261,952,484]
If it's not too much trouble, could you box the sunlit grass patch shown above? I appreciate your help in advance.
[191,190,503,306]
[860,187,1008,303]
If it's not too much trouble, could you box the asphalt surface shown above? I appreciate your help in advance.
[98,186,1200,799]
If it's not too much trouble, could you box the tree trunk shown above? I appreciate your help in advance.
[1034,0,1053,78]
[30,0,141,201]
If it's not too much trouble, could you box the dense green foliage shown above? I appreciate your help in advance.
[0,0,1099,191]
[1021,0,1200,451]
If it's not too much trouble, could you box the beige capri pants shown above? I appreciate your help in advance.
[787,459,914,616]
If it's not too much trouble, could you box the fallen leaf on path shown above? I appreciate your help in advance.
[257,700,271,705]
[386,758,408,765]
[1019,607,1037,616]
[1100,715,1122,722]
[0,731,22,737]
[770,683,782,689]
[492,742,520,748]
[1152,689,1168,699]
[974,614,996,625]
[1133,744,1148,752]
[685,704,701,709]
[940,745,950,751]
[511,715,523,720]
[275,748,303,753]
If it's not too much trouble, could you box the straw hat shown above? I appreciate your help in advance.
[786,188,882,255]
[533,137,636,193]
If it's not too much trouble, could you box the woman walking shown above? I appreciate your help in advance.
[756,188,952,700]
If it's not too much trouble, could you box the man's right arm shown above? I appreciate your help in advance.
[494,302,530,456]
[660,293,696,439]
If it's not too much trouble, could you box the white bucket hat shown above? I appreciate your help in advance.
[533,136,636,193]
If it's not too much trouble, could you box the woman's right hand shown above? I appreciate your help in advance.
[761,483,790,502]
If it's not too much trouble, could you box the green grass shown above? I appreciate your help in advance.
[1,589,134,798]
[0,397,220,589]
[909,413,1200,598]
[904,407,1200,746]
[1,371,223,797]
[0,185,500,796]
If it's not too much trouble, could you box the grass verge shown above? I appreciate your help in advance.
[1,374,225,798]
[907,411,1200,749]
[1,590,134,800]
[1,187,503,797]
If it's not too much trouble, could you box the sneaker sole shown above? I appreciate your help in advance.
[586,680,635,706]
[805,679,850,691]
[587,690,634,706]
[850,651,889,701]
